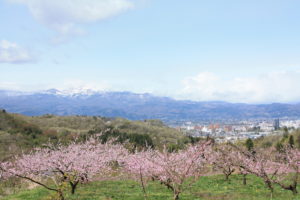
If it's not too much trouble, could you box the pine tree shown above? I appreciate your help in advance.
[289,135,295,148]
[245,138,254,151]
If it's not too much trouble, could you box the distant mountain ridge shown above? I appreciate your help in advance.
[0,89,300,122]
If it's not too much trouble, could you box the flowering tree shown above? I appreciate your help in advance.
[232,146,279,193]
[124,141,213,200]
[124,150,154,199]
[0,138,128,199]
[212,145,236,182]
[239,166,249,185]
[271,147,300,195]
[232,145,300,195]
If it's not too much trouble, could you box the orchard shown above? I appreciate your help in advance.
[1,136,300,200]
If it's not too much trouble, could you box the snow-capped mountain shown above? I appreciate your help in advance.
[41,87,103,97]
[0,88,300,122]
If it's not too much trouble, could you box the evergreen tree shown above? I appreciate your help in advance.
[276,142,284,152]
[245,138,254,151]
[289,135,295,148]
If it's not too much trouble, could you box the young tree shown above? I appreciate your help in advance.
[124,150,154,200]
[232,145,300,196]
[271,147,300,195]
[239,167,249,185]
[125,141,213,200]
[233,147,277,194]
[212,145,236,182]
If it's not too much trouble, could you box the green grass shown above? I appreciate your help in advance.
[2,175,300,200]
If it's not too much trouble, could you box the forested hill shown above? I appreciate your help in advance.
[0,89,300,122]
[0,110,185,161]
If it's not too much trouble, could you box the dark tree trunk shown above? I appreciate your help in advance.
[224,168,234,183]
[265,179,274,193]
[275,179,298,196]
[225,174,229,181]
[292,187,298,196]
[70,181,79,195]
[280,185,298,195]
[243,174,247,185]
[225,173,231,183]
[139,170,148,200]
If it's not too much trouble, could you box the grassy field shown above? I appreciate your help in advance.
[2,175,300,200]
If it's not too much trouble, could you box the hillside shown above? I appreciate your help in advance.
[253,128,300,149]
[0,110,45,161]
[18,114,185,145]
[0,111,185,161]
[1,89,300,122]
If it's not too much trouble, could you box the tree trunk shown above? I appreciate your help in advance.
[243,174,247,185]
[281,185,298,195]
[71,184,76,195]
[70,181,79,194]
[265,179,274,193]
[173,193,180,200]
[139,170,148,200]
[292,187,298,196]
[291,179,298,195]
[225,174,229,181]
[225,173,231,183]
[58,190,64,200]
[276,181,298,195]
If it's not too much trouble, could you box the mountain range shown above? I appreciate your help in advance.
[0,88,300,123]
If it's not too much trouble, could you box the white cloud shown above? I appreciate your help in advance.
[0,40,34,64]
[180,71,300,103]
[8,0,134,37]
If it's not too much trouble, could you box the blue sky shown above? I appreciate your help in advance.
[1,0,300,103]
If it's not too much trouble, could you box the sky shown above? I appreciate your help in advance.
[1,0,300,103]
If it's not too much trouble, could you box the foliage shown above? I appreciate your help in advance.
[245,138,254,151]
[289,135,295,148]
[253,129,300,149]
[88,128,154,151]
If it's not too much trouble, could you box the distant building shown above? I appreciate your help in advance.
[274,119,280,130]
[224,125,232,132]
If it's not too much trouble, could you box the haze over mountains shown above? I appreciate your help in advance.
[0,88,300,122]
